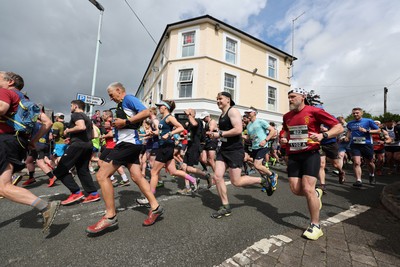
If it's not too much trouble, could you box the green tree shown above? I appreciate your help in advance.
[374,112,400,123]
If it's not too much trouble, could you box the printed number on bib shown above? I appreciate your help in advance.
[288,125,309,152]
[352,137,366,144]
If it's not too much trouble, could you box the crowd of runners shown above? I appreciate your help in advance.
[1,71,399,240]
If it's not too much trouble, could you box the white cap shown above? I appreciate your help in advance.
[288,88,308,96]
[244,108,257,114]
[55,112,65,117]
[199,111,210,119]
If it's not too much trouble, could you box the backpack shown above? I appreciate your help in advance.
[3,89,41,134]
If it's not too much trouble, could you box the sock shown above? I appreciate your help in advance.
[110,175,115,181]
[370,173,374,177]
[223,204,230,209]
[108,215,116,220]
[31,198,48,211]
[151,188,156,194]
[311,223,320,228]
[29,171,35,179]
[153,205,160,212]
[121,173,128,182]
[46,172,55,179]
[90,192,98,196]
[184,174,196,184]
[73,190,81,195]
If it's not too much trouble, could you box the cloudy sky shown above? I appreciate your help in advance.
[1,0,399,119]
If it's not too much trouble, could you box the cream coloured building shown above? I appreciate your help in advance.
[135,15,294,124]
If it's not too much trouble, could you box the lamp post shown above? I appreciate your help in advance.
[88,0,104,117]
[290,11,305,79]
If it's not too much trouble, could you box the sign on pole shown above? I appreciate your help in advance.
[76,93,106,106]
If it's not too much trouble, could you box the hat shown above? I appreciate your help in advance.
[199,111,210,119]
[288,88,307,96]
[55,112,64,117]
[155,101,171,110]
[244,108,257,114]
[220,91,235,106]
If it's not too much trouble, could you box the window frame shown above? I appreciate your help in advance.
[267,85,277,111]
[267,54,278,79]
[222,33,240,65]
[178,26,200,58]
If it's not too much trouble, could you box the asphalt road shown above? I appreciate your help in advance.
[0,163,394,267]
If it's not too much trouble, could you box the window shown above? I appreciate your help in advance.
[160,48,165,67]
[182,31,195,57]
[178,69,193,98]
[267,86,277,111]
[225,38,237,64]
[268,56,277,79]
[224,73,236,99]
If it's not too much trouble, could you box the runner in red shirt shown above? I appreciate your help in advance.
[281,88,343,240]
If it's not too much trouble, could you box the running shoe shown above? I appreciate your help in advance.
[190,178,200,192]
[270,157,277,166]
[12,174,23,186]
[111,179,119,186]
[332,170,339,175]
[136,196,150,206]
[82,193,101,204]
[319,184,327,195]
[338,171,346,184]
[22,178,36,186]
[48,177,57,187]
[353,180,363,188]
[42,200,61,232]
[61,191,84,205]
[86,216,118,234]
[316,188,323,210]
[177,188,192,196]
[118,180,130,187]
[369,175,376,185]
[269,172,278,190]
[261,175,274,196]
[156,180,164,188]
[302,223,323,240]
[143,206,164,226]
[211,206,232,219]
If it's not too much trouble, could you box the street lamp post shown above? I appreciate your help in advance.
[88,0,104,117]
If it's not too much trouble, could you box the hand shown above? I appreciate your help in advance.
[309,132,323,142]
[113,118,126,129]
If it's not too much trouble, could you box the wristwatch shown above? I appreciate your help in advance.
[322,132,328,139]
[218,130,223,137]
[125,119,131,125]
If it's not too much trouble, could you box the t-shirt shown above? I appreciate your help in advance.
[283,105,339,154]
[116,95,146,145]
[52,121,65,144]
[246,118,271,150]
[347,118,379,145]
[69,112,93,144]
[0,88,20,134]
[187,118,203,146]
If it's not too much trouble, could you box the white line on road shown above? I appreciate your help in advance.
[216,204,370,267]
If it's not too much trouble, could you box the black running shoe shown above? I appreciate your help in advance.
[211,206,232,219]
[353,180,362,188]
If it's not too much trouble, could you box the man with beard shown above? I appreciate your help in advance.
[281,88,343,240]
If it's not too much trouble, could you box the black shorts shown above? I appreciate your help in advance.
[204,139,218,151]
[184,144,201,166]
[0,134,28,174]
[374,149,385,154]
[385,146,400,153]
[216,148,244,169]
[350,144,374,160]
[155,143,175,163]
[251,147,270,161]
[104,142,142,166]
[287,150,320,178]
[99,148,112,161]
[320,142,339,159]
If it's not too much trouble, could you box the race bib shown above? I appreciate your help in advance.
[352,137,366,144]
[220,137,227,142]
[288,125,309,152]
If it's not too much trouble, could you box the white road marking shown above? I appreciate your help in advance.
[216,204,370,267]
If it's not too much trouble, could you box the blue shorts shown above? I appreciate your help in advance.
[53,143,68,157]
[350,144,374,160]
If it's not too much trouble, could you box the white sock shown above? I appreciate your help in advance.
[110,175,115,181]
[121,173,128,182]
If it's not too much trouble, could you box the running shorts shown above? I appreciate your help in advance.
[287,150,320,178]
[350,144,374,160]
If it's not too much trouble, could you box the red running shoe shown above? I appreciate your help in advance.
[22,178,36,186]
[82,193,101,204]
[61,192,84,205]
[86,216,118,234]
[143,206,164,226]
[48,177,57,187]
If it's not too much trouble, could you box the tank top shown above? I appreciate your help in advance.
[218,107,242,150]
[385,126,400,146]
[158,114,174,146]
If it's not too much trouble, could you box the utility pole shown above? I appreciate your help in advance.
[290,11,305,79]
[384,87,388,114]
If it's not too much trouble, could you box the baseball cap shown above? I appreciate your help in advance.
[199,111,210,119]
[244,107,257,114]
[219,91,235,106]
[288,88,307,96]
[55,112,65,117]
[155,101,171,110]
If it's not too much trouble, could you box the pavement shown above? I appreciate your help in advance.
[217,167,400,267]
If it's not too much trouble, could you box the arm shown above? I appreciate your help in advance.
[161,116,184,140]
[29,112,53,147]
[0,100,10,115]
[64,119,86,135]
[215,108,242,138]
[310,123,344,142]
[185,109,198,127]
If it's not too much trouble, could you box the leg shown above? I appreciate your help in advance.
[96,161,119,218]
[129,163,159,211]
